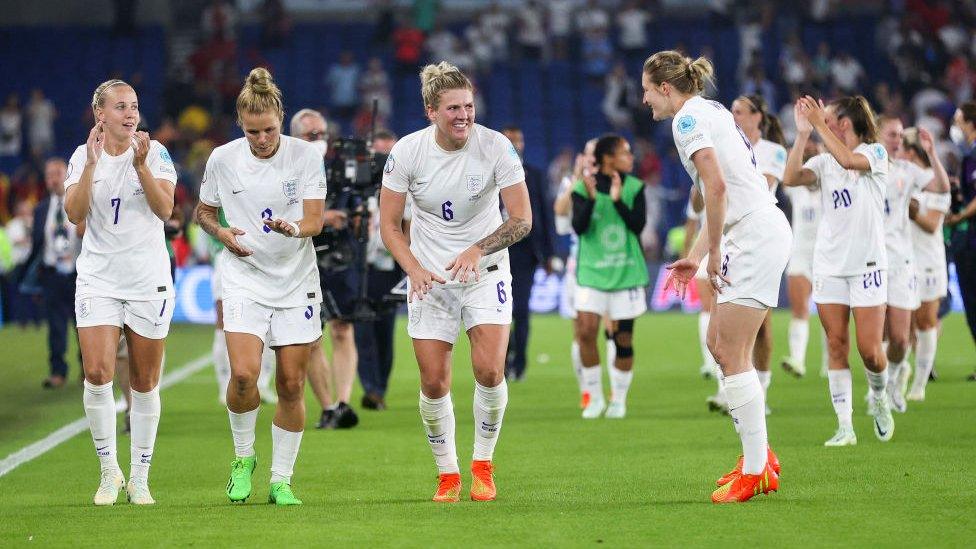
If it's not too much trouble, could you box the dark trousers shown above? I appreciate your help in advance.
[953,247,976,349]
[354,268,400,397]
[40,268,76,378]
[507,259,538,378]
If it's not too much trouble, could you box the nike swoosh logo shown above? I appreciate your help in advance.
[232,189,244,194]
[96,446,109,452]
[875,419,888,437]
[141,454,152,459]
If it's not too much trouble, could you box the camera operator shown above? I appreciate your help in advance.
[290,108,359,429]
[354,129,401,410]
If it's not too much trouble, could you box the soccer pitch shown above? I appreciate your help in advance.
[1,312,974,547]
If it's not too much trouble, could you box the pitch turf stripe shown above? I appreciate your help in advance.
[0,354,211,479]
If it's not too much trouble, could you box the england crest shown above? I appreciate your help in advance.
[466,174,483,195]
[282,178,299,200]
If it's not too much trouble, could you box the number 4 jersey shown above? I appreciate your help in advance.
[199,135,327,307]
[66,140,177,300]
[382,124,525,287]
[803,143,888,277]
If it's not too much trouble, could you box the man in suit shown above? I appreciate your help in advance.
[25,157,81,388]
[502,126,555,381]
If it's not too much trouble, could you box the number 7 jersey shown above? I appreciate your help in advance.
[65,140,176,300]
[803,143,888,277]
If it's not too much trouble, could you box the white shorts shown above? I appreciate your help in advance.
[813,270,887,308]
[786,245,814,280]
[407,266,512,344]
[714,206,792,308]
[222,296,322,347]
[575,285,647,320]
[560,263,578,319]
[887,262,919,310]
[75,295,174,339]
[916,264,948,302]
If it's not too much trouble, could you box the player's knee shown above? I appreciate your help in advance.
[330,321,353,342]
[887,332,909,355]
[613,321,634,358]
[230,369,258,393]
[857,344,885,369]
[275,375,305,401]
[421,378,450,398]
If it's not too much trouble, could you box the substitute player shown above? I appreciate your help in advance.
[784,95,893,447]
[195,68,326,506]
[645,51,790,503]
[64,79,177,505]
[379,62,531,503]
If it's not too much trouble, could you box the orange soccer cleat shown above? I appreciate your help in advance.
[711,461,779,504]
[470,460,496,501]
[580,391,591,410]
[432,472,461,503]
[716,446,781,486]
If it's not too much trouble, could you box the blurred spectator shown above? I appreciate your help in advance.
[479,3,512,60]
[516,1,546,61]
[830,51,866,94]
[603,62,638,131]
[360,58,392,120]
[779,35,810,87]
[546,0,574,60]
[201,0,237,43]
[6,200,32,270]
[26,89,56,161]
[426,23,458,63]
[372,0,396,49]
[326,52,362,121]
[617,1,652,61]
[811,41,832,88]
[0,94,22,165]
[581,30,613,80]
[547,146,574,198]
[393,19,425,75]
[1,199,37,328]
[741,66,776,110]
[576,0,609,36]
[413,0,439,33]
[259,0,292,49]
[464,22,495,74]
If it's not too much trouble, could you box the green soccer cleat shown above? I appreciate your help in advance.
[268,482,303,506]
[226,456,256,503]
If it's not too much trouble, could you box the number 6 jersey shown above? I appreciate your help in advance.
[803,143,888,277]
[199,135,327,307]
[381,124,525,288]
[65,140,176,300]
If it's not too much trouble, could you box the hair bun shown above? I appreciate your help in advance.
[246,67,274,94]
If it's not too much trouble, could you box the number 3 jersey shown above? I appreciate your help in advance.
[199,136,327,307]
[382,124,525,288]
[803,143,888,277]
[671,95,776,231]
[65,140,176,300]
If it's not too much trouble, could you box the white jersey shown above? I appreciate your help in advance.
[382,123,525,288]
[785,184,822,251]
[754,138,787,194]
[803,143,888,277]
[199,135,327,307]
[911,185,950,272]
[65,141,176,300]
[672,95,776,231]
[885,159,931,267]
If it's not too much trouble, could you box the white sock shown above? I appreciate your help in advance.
[723,370,768,475]
[827,369,853,430]
[213,329,230,399]
[269,424,303,484]
[228,407,258,458]
[912,328,938,392]
[84,380,119,472]
[609,366,633,404]
[419,392,458,474]
[886,359,904,393]
[258,344,275,393]
[129,385,161,481]
[788,318,809,362]
[605,339,617,370]
[865,368,887,398]
[581,365,603,401]
[472,381,508,461]
[756,369,771,393]
[698,312,716,369]
[571,341,585,395]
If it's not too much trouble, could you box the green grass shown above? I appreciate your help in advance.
[1,312,975,547]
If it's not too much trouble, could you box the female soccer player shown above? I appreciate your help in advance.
[878,118,949,412]
[902,128,951,400]
[783,95,893,447]
[731,94,788,411]
[195,68,326,506]
[571,134,648,420]
[646,51,790,503]
[379,62,531,503]
[64,79,177,505]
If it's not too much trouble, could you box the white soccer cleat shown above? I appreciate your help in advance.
[93,469,125,506]
[259,386,278,405]
[706,393,729,415]
[781,356,807,378]
[870,392,895,442]
[824,426,858,447]
[582,396,606,419]
[126,477,156,505]
[604,401,626,419]
[888,385,907,414]
[906,386,925,402]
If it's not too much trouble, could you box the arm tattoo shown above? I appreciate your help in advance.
[195,204,222,237]
[475,216,531,255]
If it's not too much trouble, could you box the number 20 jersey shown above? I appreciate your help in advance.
[803,143,888,277]
[382,124,525,288]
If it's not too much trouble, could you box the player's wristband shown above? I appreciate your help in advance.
[288,221,301,237]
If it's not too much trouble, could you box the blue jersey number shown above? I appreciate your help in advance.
[110,197,121,224]
[496,281,507,304]
[441,201,454,221]
[862,270,883,289]
[261,208,273,233]
[832,189,852,209]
